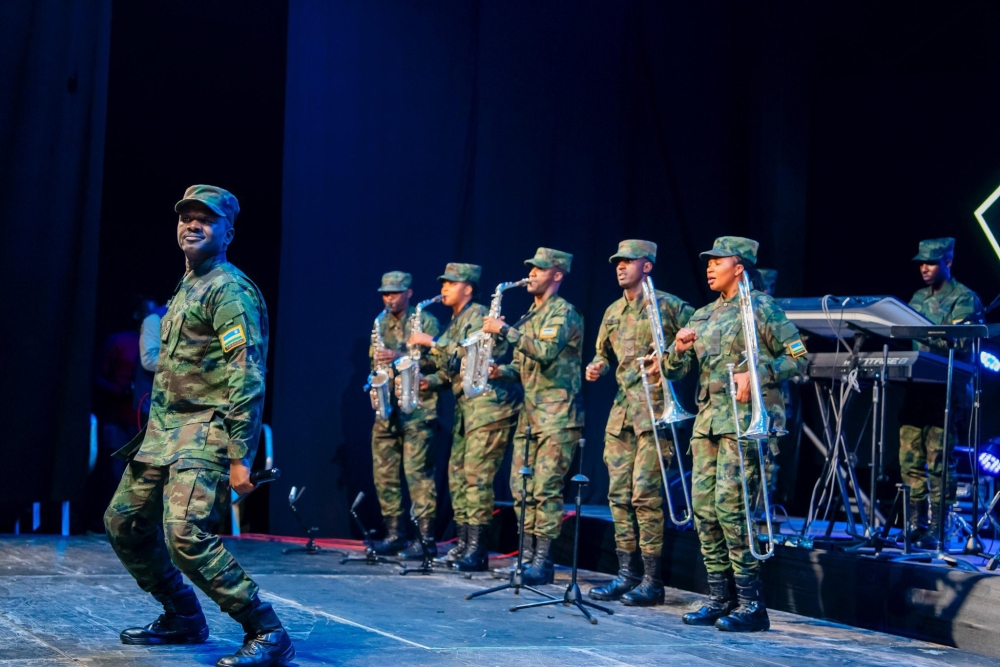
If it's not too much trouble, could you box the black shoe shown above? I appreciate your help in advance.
[715,574,770,632]
[220,599,295,666]
[588,550,640,601]
[522,535,554,585]
[442,523,468,563]
[682,571,736,625]
[399,517,437,560]
[492,532,534,578]
[621,554,665,607]
[457,524,489,572]
[121,587,208,645]
[904,497,930,545]
[373,515,407,556]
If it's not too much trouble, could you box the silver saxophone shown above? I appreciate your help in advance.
[460,278,529,398]
[638,276,696,526]
[726,270,780,560]
[394,295,443,413]
[365,307,393,420]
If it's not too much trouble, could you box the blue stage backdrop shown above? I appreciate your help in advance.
[273,0,812,538]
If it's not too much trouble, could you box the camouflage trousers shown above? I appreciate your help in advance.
[899,424,957,505]
[510,427,580,540]
[104,462,257,615]
[451,417,516,527]
[691,434,761,578]
[604,427,672,556]
[371,417,437,520]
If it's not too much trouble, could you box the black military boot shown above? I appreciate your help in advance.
[457,524,489,572]
[589,550,640,601]
[916,499,942,550]
[682,571,737,625]
[442,523,468,563]
[219,598,295,666]
[120,585,209,645]
[621,554,665,606]
[399,517,437,560]
[715,574,770,632]
[522,535,554,585]
[905,497,929,545]
[372,515,407,556]
[493,532,534,578]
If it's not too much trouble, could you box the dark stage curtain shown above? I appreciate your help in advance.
[0,1,112,521]
[274,0,811,537]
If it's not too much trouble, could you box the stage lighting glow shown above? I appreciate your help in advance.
[982,351,1000,372]
[980,439,1000,476]
[974,182,1000,264]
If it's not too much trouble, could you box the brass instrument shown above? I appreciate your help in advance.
[460,278,529,398]
[365,308,392,420]
[394,295,442,413]
[638,276,695,527]
[725,270,780,560]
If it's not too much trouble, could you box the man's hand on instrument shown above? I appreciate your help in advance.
[733,371,751,403]
[408,332,434,348]
[482,316,506,335]
[585,360,605,382]
[641,353,661,380]
[488,362,501,379]
[419,376,430,390]
[674,328,698,353]
[374,349,400,364]
[230,459,255,495]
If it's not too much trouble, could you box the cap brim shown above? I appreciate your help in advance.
[175,197,227,218]
[699,249,736,260]
[609,253,645,263]
[912,254,938,262]
[377,287,407,293]
[438,274,460,282]
[525,259,553,268]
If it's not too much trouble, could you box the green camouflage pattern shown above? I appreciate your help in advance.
[510,428,581,540]
[438,262,482,284]
[908,277,982,375]
[691,434,762,577]
[912,237,955,262]
[371,418,437,519]
[451,417,517,526]
[609,239,657,263]
[699,236,759,264]
[664,290,808,437]
[370,306,441,422]
[525,247,573,272]
[378,271,413,292]
[603,428,672,555]
[104,462,257,613]
[175,184,240,222]
[899,424,957,504]
[592,289,694,436]
[127,257,269,470]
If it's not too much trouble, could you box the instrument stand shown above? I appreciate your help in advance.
[964,334,990,559]
[339,497,403,568]
[466,426,557,602]
[399,511,456,576]
[282,487,347,556]
[510,439,613,624]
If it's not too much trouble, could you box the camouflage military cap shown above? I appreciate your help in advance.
[759,268,778,294]
[525,247,573,273]
[175,184,241,223]
[913,237,955,262]
[609,239,657,264]
[438,262,482,285]
[377,271,412,293]
[699,236,759,265]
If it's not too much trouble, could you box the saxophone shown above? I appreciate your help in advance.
[365,308,392,420]
[460,278,529,398]
[395,295,443,413]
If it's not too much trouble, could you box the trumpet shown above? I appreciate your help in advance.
[638,276,695,527]
[726,270,781,561]
[395,295,442,413]
[365,308,393,420]
[460,278,528,398]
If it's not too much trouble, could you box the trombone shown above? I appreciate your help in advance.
[639,276,695,527]
[726,271,781,561]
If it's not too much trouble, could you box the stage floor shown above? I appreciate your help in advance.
[0,536,989,666]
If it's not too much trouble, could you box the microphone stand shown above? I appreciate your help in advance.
[510,438,613,623]
[282,484,348,557]
[466,425,557,602]
[339,491,403,567]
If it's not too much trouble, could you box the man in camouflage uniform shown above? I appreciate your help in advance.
[585,240,694,607]
[410,263,522,572]
[899,238,982,549]
[104,186,294,666]
[483,248,584,585]
[368,271,440,558]
[666,236,807,633]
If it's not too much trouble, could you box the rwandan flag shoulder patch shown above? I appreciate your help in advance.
[787,339,807,358]
[539,326,559,340]
[220,324,247,353]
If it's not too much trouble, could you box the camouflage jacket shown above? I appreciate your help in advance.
[426,301,522,432]
[495,293,584,434]
[369,306,440,424]
[664,290,807,437]
[591,289,694,436]
[126,257,269,471]
[909,277,983,363]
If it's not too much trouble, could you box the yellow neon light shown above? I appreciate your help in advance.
[974,182,1000,263]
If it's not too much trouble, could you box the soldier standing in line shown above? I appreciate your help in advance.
[483,248,585,585]
[585,240,694,607]
[666,236,807,633]
[899,238,982,549]
[368,271,441,558]
[409,263,522,572]
[104,185,294,666]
